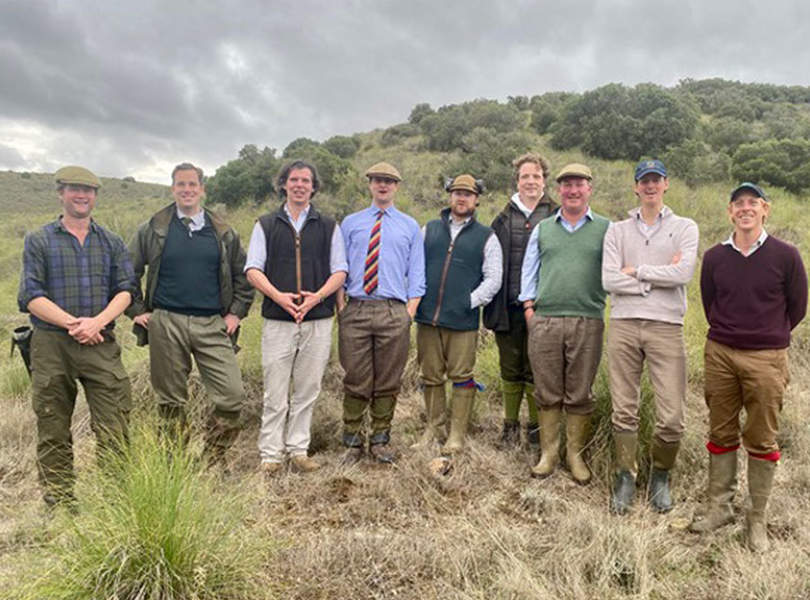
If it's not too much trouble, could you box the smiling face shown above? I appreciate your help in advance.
[448,189,478,219]
[59,184,97,220]
[283,167,315,207]
[634,173,669,209]
[172,168,204,215]
[516,162,545,204]
[558,176,592,216]
[728,191,769,235]
[368,176,399,207]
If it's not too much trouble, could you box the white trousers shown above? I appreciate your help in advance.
[258,317,333,462]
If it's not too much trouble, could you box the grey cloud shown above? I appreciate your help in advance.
[2,0,810,182]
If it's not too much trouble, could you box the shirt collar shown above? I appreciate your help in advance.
[176,207,205,228]
[369,202,397,216]
[555,206,593,222]
[284,202,310,221]
[55,216,99,233]
[722,229,769,255]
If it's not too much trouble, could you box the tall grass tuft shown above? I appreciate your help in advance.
[15,424,272,600]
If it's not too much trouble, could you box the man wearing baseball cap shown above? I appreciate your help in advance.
[602,159,699,514]
[690,182,807,551]
[18,166,135,509]
[336,162,426,463]
[414,174,502,455]
[519,163,610,484]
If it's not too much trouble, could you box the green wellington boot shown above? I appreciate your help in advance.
[566,413,592,485]
[689,450,738,533]
[610,431,638,515]
[531,407,562,478]
[649,439,680,513]
[746,456,776,552]
[412,384,446,448]
[442,386,475,455]
[498,379,524,449]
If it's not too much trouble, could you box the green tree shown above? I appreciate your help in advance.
[323,135,360,158]
[206,145,279,206]
[732,138,810,193]
[408,103,434,125]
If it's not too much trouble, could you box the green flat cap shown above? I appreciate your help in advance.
[54,165,102,189]
[365,162,402,182]
[555,163,592,182]
[447,174,482,194]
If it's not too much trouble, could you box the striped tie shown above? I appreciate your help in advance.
[363,210,382,295]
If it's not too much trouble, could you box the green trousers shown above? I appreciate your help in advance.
[31,328,131,503]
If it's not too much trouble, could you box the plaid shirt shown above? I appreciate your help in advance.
[18,217,136,331]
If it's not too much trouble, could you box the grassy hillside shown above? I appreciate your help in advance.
[1,131,809,599]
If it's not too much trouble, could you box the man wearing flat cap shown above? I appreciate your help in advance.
[414,174,502,455]
[484,153,558,453]
[690,182,807,552]
[18,166,135,508]
[336,162,426,464]
[127,162,253,465]
[602,159,699,515]
[519,163,610,485]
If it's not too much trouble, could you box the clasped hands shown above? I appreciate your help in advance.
[275,290,322,324]
[66,316,105,345]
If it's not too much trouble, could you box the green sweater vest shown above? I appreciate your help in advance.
[535,214,609,319]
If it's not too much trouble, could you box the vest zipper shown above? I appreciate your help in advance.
[294,232,302,304]
[432,240,455,326]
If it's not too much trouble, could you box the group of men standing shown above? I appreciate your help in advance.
[19,153,807,552]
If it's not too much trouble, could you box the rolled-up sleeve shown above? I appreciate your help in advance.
[110,235,137,298]
[18,232,48,312]
[330,226,348,274]
[244,222,267,272]
[471,233,503,308]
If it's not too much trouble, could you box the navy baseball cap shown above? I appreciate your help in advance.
[730,182,768,202]
[634,159,667,181]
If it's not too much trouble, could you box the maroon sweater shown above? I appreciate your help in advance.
[700,236,808,349]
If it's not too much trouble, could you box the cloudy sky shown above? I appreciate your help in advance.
[2,0,809,183]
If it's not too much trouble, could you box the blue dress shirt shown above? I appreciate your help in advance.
[341,203,426,302]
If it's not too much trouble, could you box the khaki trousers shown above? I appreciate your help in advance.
[527,315,604,414]
[148,309,244,418]
[704,339,789,455]
[416,324,477,386]
[608,319,686,443]
[258,318,333,462]
[31,328,131,500]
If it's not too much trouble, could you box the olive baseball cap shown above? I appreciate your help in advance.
[54,166,102,189]
[730,182,768,202]
[365,162,402,182]
[447,174,482,194]
[555,163,592,182]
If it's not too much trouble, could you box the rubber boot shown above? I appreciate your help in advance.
[611,431,637,515]
[531,407,561,478]
[442,386,475,455]
[412,384,446,448]
[689,450,738,533]
[498,379,524,449]
[649,439,680,513]
[566,412,592,485]
[497,420,520,449]
[746,456,776,552]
